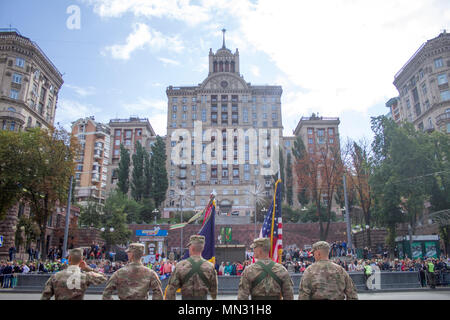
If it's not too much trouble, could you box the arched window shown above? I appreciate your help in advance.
[225,61,229,72]
[219,61,223,72]
[7,107,16,112]
[213,61,217,72]
[231,61,235,73]
[27,116,32,127]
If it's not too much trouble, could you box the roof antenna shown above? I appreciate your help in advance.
[222,28,226,48]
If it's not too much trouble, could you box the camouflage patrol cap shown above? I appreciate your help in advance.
[126,243,145,256]
[250,238,271,251]
[311,241,330,252]
[187,235,205,246]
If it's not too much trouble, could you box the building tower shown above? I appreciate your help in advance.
[164,30,283,222]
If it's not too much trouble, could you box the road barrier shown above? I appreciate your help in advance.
[2,271,429,295]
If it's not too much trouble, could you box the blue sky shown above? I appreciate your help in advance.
[2,0,449,143]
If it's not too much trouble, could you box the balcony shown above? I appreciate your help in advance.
[178,175,187,179]
[178,163,187,169]
[436,112,450,126]
[0,110,25,124]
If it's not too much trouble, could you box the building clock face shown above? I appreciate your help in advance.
[220,80,228,88]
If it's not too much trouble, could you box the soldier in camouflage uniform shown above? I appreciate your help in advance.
[41,248,107,300]
[102,243,163,300]
[237,238,294,300]
[298,241,358,300]
[165,235,218,300]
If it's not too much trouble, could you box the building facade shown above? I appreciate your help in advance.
[71,117,111,206]
[0,29,66,260]
[390,31,450,133]
[164,36,283,219]
[107,117,157,194]
[0,29,63,131]
[283,115,341,213]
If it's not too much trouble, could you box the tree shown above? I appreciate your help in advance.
[131,141,145,202]
[343,139,374,246]
[20,127,78,255]
[150,136,168,208]
[102,191,132,248]
[78,198,102,228]
[279,147,285,200]
[294,136,344,240]
[143,147,152,200]
[286,153,294,206]
[299,203,337,223]
[117,144,130,195]
[292,135,310,208]
[0,130,30,220]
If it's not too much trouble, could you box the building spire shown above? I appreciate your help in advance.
[222,28,226,48]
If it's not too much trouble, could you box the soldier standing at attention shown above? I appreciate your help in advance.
[298,241,358,300]
[102,243,163,300]
[237,238,294,300]
[165,235,218,300]
[41,248,107,300]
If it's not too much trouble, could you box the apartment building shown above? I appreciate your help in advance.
[390,31,450,133]
[71,117,111,206]
[0,29,63,131]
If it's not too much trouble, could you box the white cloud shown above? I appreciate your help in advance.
[83,0,211,26]
[158,57,180,66]
[103,23,184,60]
[64,84,96,97]
[55,99,103,130]
[250,65,260,77]
[220,0,450,135]
[122,97,168,135]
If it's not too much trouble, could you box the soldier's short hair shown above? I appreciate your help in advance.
[250,238,271,253]
[311,241,330,253]
[69,248,83,263]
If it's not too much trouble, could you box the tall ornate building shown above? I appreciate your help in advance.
[163,32,282,219]
[390,30,450,133]
[0,29,63,131]
[0,29,66,260]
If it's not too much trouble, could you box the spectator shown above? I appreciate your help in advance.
[224,262,232,276]
[8,246,16,262]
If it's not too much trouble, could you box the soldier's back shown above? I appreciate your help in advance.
[238,259,293,300]
[108,262,163,300]
[41,266,106,300]
[298,260,357,300]
[166,256,217,300]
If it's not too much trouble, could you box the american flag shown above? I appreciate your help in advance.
[259,179,283,263]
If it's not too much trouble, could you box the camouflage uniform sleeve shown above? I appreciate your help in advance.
[237,268,251,300]
[149,270,164,300]
[298,270,312,300]
[280,269,294,300]
[102,272,118,300]
[343,270,358,300]
[164,267,180,300]
[86,271,107,287]
[40,275,54,300]
[208,265,218,300]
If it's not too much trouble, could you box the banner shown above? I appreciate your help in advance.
[425,242,437,258]
[411,242,422,259]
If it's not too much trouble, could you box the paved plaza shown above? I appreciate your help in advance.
[0,290,449,300]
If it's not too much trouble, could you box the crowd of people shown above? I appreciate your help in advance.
[2,242,449,289]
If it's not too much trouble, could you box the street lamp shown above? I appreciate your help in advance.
[152,208,159,225]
